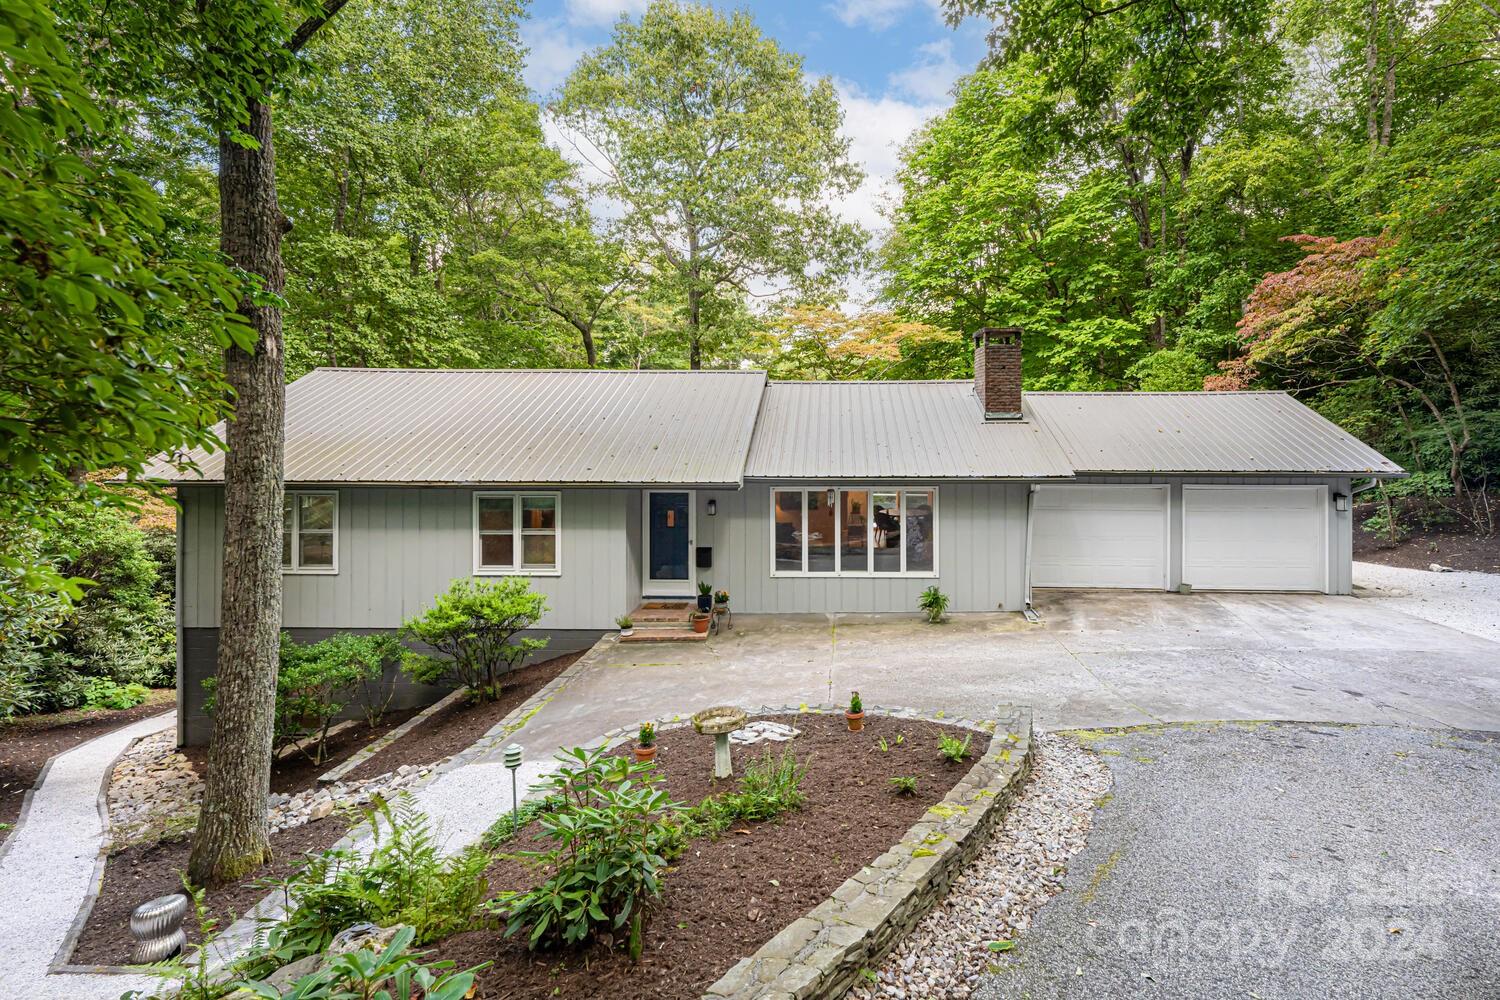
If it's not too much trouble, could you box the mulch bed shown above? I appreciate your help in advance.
[70,816,349,966]
[0,689,175,841]
[1354,502,1500,574]
[69,650,583,966]
[434,712,976,1000]
[341,651,582,782]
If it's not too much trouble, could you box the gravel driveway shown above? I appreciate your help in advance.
[1354,561,1500,643]
[973,723,1500,1000]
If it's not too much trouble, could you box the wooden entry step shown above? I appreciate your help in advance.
[621,601,708,642]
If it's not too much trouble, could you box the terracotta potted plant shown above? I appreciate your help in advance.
[696,580,714,613]
[846,690,865,732]
[634,721,657,762]
[691,610,711,634]
[615,614,634,637]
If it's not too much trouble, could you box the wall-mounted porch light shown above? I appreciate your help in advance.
[707,498,717,516]
[1333,493,1350,512]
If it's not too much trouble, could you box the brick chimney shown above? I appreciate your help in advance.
[973,327,1023,420]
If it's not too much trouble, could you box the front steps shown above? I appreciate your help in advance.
[621,601,709,643]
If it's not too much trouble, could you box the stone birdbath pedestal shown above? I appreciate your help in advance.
[692,705,748,779]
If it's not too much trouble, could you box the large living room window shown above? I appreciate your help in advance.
[474,492,561,575]
[772,487,937,576]
[282,491,338,574]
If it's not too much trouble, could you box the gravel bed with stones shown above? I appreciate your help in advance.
[106,731,429,849]
[847,733,1111,1000]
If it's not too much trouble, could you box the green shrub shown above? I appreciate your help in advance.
[205,631,402,762]
[236,926,481,1000]
[481,796,556,848]
[82,677,149,711]
[684,747,807,837]
[918,585,949,624]
[259,797,491,967]
[938,730,972,763]
[400,578,548,702]
[489,746,682,959]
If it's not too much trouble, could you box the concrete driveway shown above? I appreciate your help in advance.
[973,722,1500,1000]
[499,590,1500,759]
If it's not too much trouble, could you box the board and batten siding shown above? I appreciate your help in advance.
[179,485,637,630]
[694,482,1030,613]
[1071,475,1355,595]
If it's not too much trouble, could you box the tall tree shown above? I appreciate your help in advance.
[62,0,352,885]
[554,0,867,368]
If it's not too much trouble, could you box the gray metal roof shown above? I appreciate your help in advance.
[144,368,768,486]
[1025,392,1405,476]
[743,381,1075,479]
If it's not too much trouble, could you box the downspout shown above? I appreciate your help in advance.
[1022,484,1041,623]
[174,489,185,748]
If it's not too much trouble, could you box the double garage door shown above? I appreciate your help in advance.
[1031,485,1327,592]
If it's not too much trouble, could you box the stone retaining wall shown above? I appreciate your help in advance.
[702,703,1034,1000]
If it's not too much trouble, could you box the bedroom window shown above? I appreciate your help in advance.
[282,491,338,574]
[474,492,561,575]
[770,487,937,576]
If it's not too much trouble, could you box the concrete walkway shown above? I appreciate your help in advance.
[478,592,1500,765]
[0,710,173,999]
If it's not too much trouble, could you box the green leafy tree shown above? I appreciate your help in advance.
[0,0,248,605]
[554,1,867,368]
[401,579,549,702]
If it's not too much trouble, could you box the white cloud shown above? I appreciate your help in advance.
[887,38,963,103]
[832,78,946,235]
[564,0,649,28]
[521,18,589,94]
[829,0,916,30]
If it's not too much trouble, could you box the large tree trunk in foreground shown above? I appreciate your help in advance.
[188,99,287,887]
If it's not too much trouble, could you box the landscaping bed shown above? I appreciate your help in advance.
[70,651,582,966]
[70,815,349,966]
[433,712,977,1000]
[1355,496,1500,573]
[0,689,173,841]
[342,650,582,782]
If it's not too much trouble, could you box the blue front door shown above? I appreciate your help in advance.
[645,490,694,597]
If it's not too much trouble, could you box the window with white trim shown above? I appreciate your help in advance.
[771,487,937,576]
[282,491,338,573]
[474,492,560,574]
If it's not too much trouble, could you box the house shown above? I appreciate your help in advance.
[150,329,1404,743]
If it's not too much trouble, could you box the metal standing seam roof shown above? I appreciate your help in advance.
[142,368,769,486]
[742,381,1076,479]
[1025,391,1406,476]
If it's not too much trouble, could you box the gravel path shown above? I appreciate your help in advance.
[972,722,1500,1000]
[1353,561,1500,643]
[848,734,1112,1000]
[0,711,173,999]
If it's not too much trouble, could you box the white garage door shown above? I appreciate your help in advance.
[1031,486,1168,589]
[1182,486,1327,592]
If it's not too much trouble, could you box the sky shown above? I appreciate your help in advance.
[521,0,994,303]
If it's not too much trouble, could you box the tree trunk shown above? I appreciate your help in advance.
[687,284,703,370]
[188,99,287,888]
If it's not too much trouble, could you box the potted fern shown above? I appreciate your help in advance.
[846,690,865,732]
[616,614,634,638]
[634,721,657,762]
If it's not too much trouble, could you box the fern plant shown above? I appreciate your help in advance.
[258,796,490,967]
[917,585,949,623]
[937,730,972,763]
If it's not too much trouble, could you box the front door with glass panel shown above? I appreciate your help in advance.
[644,490,695,597]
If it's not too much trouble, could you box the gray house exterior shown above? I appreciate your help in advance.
[155,331,1403,744]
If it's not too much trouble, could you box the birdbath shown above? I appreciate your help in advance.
[692,705,748,779]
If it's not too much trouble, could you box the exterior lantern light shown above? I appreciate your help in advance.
[503,743,524,835]
[1333,493,1350,512]
[707,498,717,516]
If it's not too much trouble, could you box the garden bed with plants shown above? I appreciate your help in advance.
[130,708,991,1000]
